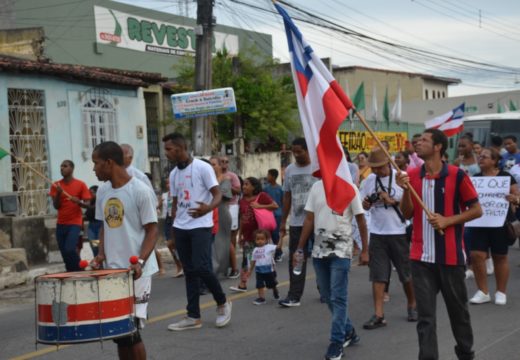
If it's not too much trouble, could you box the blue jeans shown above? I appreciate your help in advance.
[313,256,353,344]
[56,224,81,272]
[87,220,102,257]
[174,227,227,319]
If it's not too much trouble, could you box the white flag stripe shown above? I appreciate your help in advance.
[425,112,451,129]
[438,119,463,131]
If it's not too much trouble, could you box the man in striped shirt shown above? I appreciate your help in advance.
[397,128,482,360]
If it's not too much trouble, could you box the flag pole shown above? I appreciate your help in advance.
[0,145,73,199]
[352,110,443,234]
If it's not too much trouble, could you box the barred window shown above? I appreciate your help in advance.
[82,95,117,155]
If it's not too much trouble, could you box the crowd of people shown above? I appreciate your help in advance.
[46,129,520,360]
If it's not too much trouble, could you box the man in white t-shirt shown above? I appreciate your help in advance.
[91,141,159,360]
[295,180,368,360]
[162,132,232,331]
[359,147,417,330]
[279,137,318,307]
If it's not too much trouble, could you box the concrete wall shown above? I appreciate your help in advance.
[0,27,44,60]
[0,73,148,194]
[240,152,281,180]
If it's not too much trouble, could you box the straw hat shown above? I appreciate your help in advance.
[367,147,389,168]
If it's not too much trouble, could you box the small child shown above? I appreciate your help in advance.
[247,229,280,305]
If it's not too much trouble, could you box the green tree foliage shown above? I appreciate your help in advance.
[176,49,299,149]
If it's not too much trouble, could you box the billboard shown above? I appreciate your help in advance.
[94,6,239,57]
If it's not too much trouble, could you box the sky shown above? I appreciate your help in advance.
[118,0,520,97]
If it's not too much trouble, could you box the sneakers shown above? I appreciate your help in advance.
[343,328,360,348]
[229,285,247,293]
[168,317,202,331]
[465,269,474,279]
[215,301,232,328]
[279,298,301,307]
[486,258,494,275]
[274,253,283,263]
[273,287,280,300]
[228,270,240,279]
[324,342,344,360]
[495,291,507,305]
[363,315,387,330]
[253,297,266,305]
[407,307,418,322]
[383,292,390,302]
[469,290,491,304]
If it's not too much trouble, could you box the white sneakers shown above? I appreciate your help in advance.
[469,290,507,305]
[465,269,474,279]
[495,291,507,305]
[485,258,494,275]
[216,301,232,328]
[469,290,491,304]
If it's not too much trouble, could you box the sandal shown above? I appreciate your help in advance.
[363,314,387,330]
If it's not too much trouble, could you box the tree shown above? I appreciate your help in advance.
[176,49,299,149]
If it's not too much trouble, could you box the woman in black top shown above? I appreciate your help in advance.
[467,148,520,306]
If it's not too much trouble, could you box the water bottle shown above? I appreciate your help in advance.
[293,249,305,275]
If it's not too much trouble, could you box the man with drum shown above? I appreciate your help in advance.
[91,141,159,360]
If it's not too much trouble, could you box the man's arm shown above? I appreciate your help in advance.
[428,201,482,231]
[396,173,414,219]
[92,227,106,268]
[279,191,292,239]
[188,186,222,218]
[296,211,314,251]
[355,213,369,265]
[131,222,159,280]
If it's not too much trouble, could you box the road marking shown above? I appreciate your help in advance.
[9,278,301,359]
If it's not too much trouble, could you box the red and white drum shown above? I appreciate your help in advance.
[36,269,136,344]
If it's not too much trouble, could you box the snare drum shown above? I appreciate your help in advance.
[36,269,135,344]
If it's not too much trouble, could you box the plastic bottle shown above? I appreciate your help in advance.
[293,249,305,275]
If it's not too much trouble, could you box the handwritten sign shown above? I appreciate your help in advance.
[338,131,408,153]
[171,87,237,119]
[466,176,510,228]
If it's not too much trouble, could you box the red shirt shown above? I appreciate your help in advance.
[408,163,478,265]
[48,178,91,226]
[239,192,274,244]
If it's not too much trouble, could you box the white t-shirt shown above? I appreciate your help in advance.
[127,165,158,207]
[359,169,406,235]
[252,244,277,273]
[95,177,159,277]
[169,158,219,230]
[283,163,318,226]
[304,180,364,259]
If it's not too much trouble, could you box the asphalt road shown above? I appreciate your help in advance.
[3,245,520,360]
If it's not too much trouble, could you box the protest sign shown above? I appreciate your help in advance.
[466,176,510,228]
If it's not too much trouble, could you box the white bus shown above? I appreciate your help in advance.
[463,111,520,146]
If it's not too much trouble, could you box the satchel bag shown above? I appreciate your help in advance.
[252,195,276,232]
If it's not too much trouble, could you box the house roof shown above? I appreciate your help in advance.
[0,55,167,87]
[333,65,461,85]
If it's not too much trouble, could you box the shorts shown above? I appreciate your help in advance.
[255,271,277,289]
[113,318,142,346]
[134,276,152,328]
[466,226,509,256]
[369,233,411,283]
[229,204,239,231]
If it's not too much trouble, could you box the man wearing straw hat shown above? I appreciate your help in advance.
[49,160,91,272]
[397,129,482,360]
[360,147,416,330]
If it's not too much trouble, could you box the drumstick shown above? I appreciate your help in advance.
[0,145,73,199]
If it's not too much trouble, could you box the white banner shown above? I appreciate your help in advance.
[94,6,239,57]
[171,87,237,119]
[466,176,510,228]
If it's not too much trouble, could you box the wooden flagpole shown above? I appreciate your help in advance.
[352,110,443,234]
[0,146,73,199]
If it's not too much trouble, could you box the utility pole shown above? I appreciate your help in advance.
[192,0,215,155]
[232,56,244,173]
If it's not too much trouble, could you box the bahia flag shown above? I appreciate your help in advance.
[425,103,465,137]
[275,3,356,214]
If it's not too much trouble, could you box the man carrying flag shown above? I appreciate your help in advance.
[275,3,368,360]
